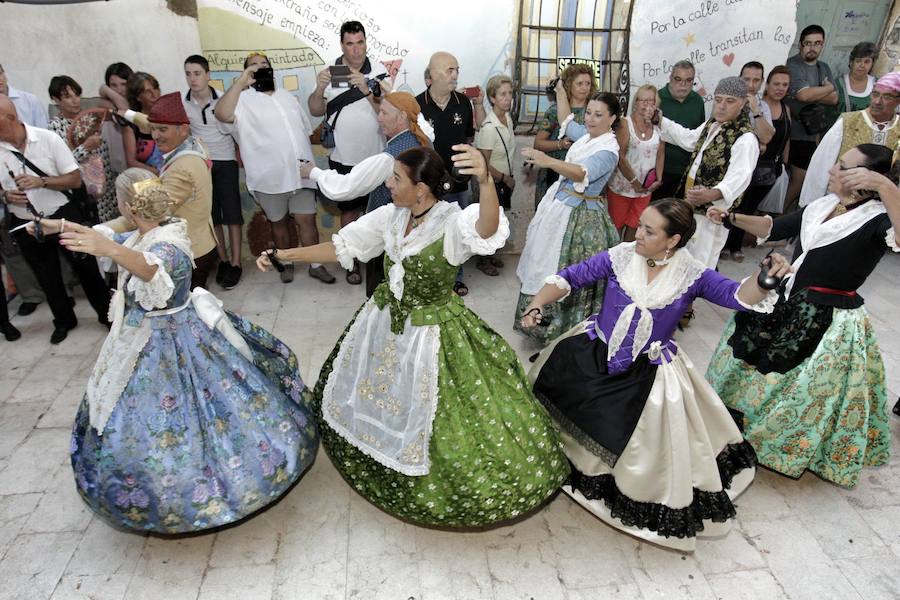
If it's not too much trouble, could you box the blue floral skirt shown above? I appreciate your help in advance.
[71,310,319,534]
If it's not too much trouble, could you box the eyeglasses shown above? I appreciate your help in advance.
[870,91,900,101]
[802,41,824,48]
[635,99,656,104]
[671,76,694,84]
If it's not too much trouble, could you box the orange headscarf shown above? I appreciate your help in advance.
[383,92,431,147]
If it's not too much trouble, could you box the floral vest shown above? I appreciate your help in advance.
[676,113,753,213]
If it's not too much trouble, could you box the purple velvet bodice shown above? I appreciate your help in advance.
[556,251,746,374]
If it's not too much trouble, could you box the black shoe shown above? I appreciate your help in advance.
[222,264,242,290]
[216,261,231,286]
[893,397,900,417]
[0,322,21,342]
[50,321,76,344]
[17,302,38,316]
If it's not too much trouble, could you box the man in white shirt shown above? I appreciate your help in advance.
[308,20,388,285]
[183,54,243,290]
[739,61,775,147]
[215,52,334,285]
[0,95,110,343]
[659,77,760,269]
[301,91,430,296]
[0,62,51,316]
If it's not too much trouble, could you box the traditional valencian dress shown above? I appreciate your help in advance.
[516,116,620,345]
[313,202,569,527]
[707,194,896,488]
[529,242,776,551]
[71,219,318,533]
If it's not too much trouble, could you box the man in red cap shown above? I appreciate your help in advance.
[107,92,218,288]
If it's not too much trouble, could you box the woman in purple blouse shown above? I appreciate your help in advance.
[520,198,790,551]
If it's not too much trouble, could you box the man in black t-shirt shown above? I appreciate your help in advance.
[416,51,485,295]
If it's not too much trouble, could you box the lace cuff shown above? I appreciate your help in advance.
[93,224,118,273]
[331,233,357,271]
[558,114,576,140]
[886,227,900,253]
[445,204,510,264]
[755,215,775,245]
[126,252,175,311]
[735,276,777,313]
[544,274,572,300]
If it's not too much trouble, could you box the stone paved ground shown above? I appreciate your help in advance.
[1,246,898,600]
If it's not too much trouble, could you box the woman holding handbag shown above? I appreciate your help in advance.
[606,84,664,242]
[475,74,516,275]
[48,76,117,223]
[722,66,792,262]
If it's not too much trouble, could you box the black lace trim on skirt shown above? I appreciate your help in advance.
[568,440,757,539]
[535,389,620,467]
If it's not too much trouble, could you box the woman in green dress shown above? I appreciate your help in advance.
[257,145,568,527]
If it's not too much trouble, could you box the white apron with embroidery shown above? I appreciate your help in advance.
[517,119,619,295]
[323,201,509,476]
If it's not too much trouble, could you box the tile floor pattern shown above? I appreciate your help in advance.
[1,246,898,600]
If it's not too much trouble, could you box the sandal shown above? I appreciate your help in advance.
[489,256,505,269]
[453,281,469,297]
[677,309,695,331]
[476,257,500,276]
[346,261,362,285]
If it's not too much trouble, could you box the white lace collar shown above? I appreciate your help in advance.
[607,242,705,361]
[383,201,458,301]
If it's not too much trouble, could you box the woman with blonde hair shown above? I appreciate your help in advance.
[606,84,665,241]
[533,64,598,206]
[29,178,318,534]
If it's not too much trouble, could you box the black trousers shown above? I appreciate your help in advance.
[364,253,385,299]
[11,203,110,329]
[725,182,775,252]
[0,270,8,326]
[191,248,219,291]
[651,171,683,201]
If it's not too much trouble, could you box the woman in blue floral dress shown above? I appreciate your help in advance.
[33,179,318,534]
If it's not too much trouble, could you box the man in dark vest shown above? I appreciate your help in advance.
[659,76,760,269]
[302,91,432,297]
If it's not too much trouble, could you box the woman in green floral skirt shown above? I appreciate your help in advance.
[515,92,621,345]
[705,144,897,488]
[258,145,568,527]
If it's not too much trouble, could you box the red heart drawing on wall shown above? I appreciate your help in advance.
[722,53,735,67]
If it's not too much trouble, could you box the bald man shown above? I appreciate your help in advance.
[416,52,486,295]
[0,95,110,343]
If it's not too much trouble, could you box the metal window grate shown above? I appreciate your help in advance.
[513,0,634,134]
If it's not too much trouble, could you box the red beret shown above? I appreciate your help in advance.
[148,92,190,125]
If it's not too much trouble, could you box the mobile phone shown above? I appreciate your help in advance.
[251,68,275,93]
[329,65,352,88]
[463,86,481,99]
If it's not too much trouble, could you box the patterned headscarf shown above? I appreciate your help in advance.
[714,76,748,98]
[875,72,900,94]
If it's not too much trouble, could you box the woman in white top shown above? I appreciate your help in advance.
[476,74,516,275]
[607,84,665,242]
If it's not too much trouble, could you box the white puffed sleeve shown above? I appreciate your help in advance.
[126,252,176,311]
[735,276,778,313]
[332,204,394,269]
[886,227,900,253]
[442,204,510,266]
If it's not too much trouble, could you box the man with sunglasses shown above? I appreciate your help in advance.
[653,60,706,200]
[0,95,110,343]
[799,72,900,207]
[784,24,838,211]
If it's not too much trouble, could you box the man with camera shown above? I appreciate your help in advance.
[308,20,388,285]
[784,24,838,212]
[0,94,110,344]
[216,51,334,285]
